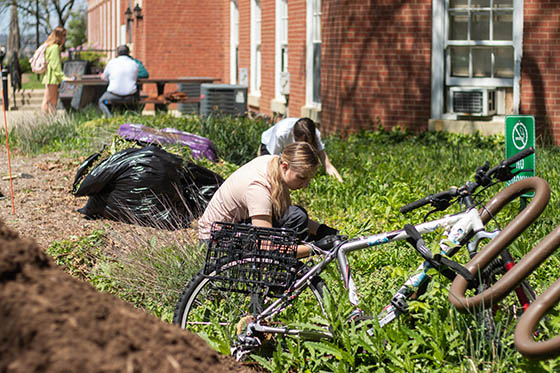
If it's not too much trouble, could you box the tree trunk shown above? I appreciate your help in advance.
[7,0,21,61]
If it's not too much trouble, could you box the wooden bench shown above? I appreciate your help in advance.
[105,97,200,113]
[138,97,201,112]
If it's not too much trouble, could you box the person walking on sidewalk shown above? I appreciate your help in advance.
[40,27,74,114]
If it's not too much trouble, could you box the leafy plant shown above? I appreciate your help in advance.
[19,57,31,73]
[29,113,560,371]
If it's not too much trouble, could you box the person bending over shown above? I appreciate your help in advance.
[259,117,343,182]
[198,142,338,258]
[98,45,139,117]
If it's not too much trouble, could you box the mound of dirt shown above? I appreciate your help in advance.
[0,220,252,373]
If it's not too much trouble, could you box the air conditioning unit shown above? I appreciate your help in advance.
[200,84,248,117]
[177,80,203,115]
[449,87,496,117]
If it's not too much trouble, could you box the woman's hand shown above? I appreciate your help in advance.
[325,163,344,183]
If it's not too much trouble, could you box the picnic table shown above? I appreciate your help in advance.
[64,76,220,112]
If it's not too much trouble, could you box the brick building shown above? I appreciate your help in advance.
[87,0,560,144]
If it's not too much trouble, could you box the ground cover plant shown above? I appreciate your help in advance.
[3,112,560,372]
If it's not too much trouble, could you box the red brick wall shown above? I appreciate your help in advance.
[131,1,228,100]
[520,0,560,145]
[87,1,560,145]
[321,0,433,135]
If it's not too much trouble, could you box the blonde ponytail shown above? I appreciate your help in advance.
[268,156,291,220]
[268,142,320,220]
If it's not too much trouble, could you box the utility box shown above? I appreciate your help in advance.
[200,84,248,117]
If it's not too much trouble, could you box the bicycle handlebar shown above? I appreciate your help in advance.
[400,188,458,214]
[400,147,535,214]
[504,146,535,167]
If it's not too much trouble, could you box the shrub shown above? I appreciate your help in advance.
[19,57,31,73]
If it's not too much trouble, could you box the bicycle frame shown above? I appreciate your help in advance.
[249,207,485,338]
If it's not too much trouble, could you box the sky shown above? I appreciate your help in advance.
[0,0,87,35]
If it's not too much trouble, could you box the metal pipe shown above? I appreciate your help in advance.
[448,177,551,312]
[515,278,560,360]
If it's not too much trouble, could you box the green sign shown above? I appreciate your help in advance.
[505,115,535,197]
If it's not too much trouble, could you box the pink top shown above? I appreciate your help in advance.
[198,155,283,240]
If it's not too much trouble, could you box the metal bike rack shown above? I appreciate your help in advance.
[447,176,560,360]
[449,176,551,311]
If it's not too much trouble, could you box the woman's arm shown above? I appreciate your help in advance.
[251,215,313,258]
[318,150,343,182]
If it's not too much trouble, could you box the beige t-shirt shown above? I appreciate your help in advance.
[198,155,279,240]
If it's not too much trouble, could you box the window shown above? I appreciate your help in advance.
[431,0,522,118]
[251,0,262,96]
[275,0,288,99]
[447,0,514,84]
[230,0,239,84]
[306,0,321,106]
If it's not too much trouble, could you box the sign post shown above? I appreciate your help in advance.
[505,115,535,199]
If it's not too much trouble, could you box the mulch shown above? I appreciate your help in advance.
[0,219,254,373]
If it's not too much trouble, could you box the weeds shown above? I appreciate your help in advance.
[27,112,560,371]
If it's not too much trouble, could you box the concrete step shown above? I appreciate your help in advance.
[8,89,45,111]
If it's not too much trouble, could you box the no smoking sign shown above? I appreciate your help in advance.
[505,115,535,197]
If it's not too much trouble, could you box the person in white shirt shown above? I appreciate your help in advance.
[98,45,139,117]
[260,117,343,182]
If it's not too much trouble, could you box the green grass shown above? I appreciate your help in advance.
[21,73,45,90]
[8,112,560,371]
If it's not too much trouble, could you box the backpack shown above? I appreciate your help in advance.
[30,43,48,74]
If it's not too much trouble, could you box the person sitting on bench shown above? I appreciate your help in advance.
[98,44,139,117]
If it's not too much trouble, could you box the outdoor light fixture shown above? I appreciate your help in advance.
[125,7,133,23]
[133,4,143,20]
[125,7,133,43]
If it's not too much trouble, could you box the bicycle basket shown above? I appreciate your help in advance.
[203,222,299,296]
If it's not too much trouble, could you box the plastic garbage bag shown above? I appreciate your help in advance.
[72,146,223,229]
[118,123,218,162]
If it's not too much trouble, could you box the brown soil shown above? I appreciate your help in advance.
[0,149,253,372]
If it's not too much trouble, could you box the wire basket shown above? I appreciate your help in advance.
[203,222,299,296]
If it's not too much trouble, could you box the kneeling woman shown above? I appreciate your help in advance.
[198,142,336,258]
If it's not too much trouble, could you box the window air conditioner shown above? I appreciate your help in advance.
[449,87,496,117]
[200,84,248,117]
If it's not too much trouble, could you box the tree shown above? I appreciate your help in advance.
[0,0,79,37]
[7,0,20,59]
[66,9,86,48]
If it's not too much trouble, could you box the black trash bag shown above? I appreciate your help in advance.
[72,146,223,229]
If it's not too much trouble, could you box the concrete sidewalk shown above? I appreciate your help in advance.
[0,109,67,132]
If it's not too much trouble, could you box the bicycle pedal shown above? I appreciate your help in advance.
[390,297,409,314]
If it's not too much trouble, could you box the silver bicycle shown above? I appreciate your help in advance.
[173,147,543,360]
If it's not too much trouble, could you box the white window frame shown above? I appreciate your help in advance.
[306,0,321,108]
[251,0,262,97]
[230,0,239,84]
[275,0,288,101]
[431,0,523,118]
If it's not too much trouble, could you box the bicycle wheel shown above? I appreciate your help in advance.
[172,257,328,356]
